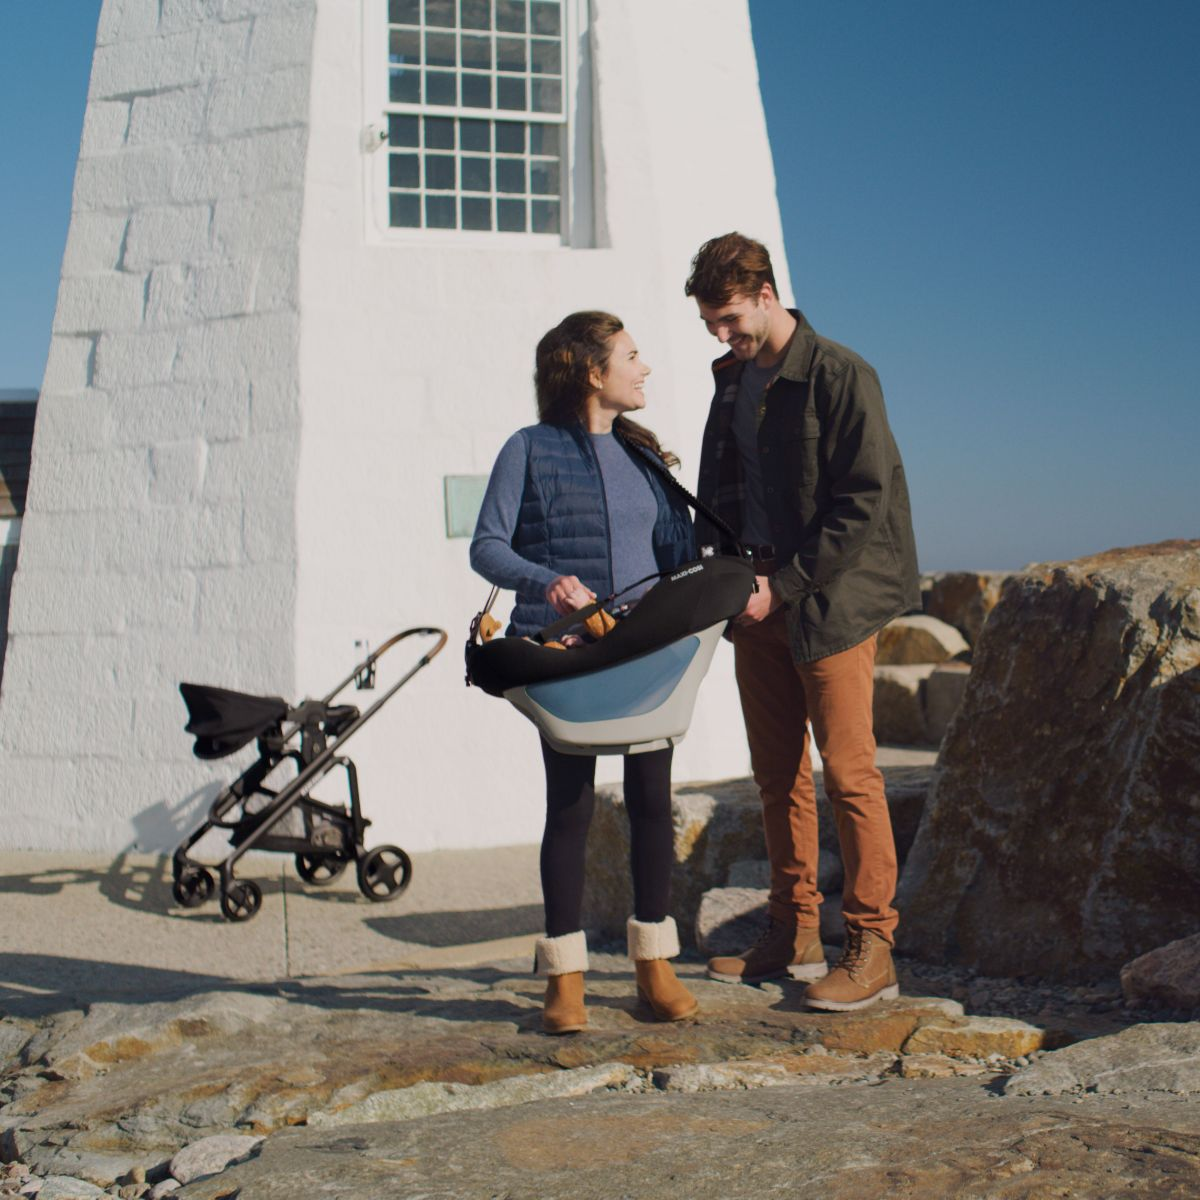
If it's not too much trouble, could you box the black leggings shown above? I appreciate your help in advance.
[539,739,674,938]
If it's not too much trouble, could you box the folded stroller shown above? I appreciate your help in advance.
[171,627,447,922]
[466,555,754,755]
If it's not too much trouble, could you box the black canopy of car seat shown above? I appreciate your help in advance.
[467,555,754,697]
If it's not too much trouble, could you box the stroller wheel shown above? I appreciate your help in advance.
[220,879,263,922]
[172,866,214,908]
[295,853,349,887]
[356,845,412,902]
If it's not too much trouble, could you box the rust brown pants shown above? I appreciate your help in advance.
[731,609,898,944]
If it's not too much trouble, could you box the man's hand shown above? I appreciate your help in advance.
[545,575,596,616]
[735,575,781,625]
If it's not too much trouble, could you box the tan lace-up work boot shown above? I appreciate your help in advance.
[804,926,898,1011]
[706,916,828,984]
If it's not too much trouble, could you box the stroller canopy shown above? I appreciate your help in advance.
[179,683,289,759]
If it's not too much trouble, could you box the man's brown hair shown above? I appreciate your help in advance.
[684,231,778,307]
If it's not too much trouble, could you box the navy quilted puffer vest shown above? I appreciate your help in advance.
[508,423,695,637]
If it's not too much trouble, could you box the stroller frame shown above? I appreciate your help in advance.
[172,626,447,922]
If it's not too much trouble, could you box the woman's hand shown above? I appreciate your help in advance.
[545,575,596,616]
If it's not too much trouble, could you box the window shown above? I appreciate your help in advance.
[382,0,568,236]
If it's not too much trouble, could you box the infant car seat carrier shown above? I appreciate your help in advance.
[468,554,753,754]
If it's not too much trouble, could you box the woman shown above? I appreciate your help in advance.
[470,311,699,1034]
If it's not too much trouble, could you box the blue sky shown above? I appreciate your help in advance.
[2,1,1197,569]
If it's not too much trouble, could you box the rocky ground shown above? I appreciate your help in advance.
[2,943,1197,1199]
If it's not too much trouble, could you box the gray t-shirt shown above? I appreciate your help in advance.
[731,358,777,547]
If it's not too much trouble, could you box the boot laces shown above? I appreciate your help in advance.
[837,928,872,978]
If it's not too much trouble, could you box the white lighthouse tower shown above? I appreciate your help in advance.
[0,0,791,853]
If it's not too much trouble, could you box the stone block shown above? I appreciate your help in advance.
[30,390,114,453]
[876,614,968,665]
[195,16,252,75]
[252,249,299,312]
[247,10,317,70]
[207,67,310,138]
[158,0,224,33]
[42,336,95,392]
[212,189,303,254]
[93,329,179,388]
[90,32,201,99]
[0,634,120,696]
[106,504,244,572]
[725,859,768,888]
[902,1016,1045,1060]
[873,663,936,745]
[148,440,206,506]
[128,86,208,147]
[923,570,1009,645]
[7,511,97,572]
[172,128,304,203]
[202,433,296,504]
[694,886,769,957]
[96,0,162,45]
[27,447,150,515]
[196,563,295,631]
[6,568,127,636]
[242,499,297,564]
[899,541,1200,981]
[146,261,258,326]
[170,1134,262,1185]
[1005,1022,1200,1096]
[108,382,248,447]
[173,312,298,383]
[75,147,182,211]
[922,660,971,743]
[1119,932,1200,1010]
[61,212,130,274]
[222,0,314,18]
[124,205,212,271]
[0,689,133,759]
[79,100,130,156]
[54,273,147,334]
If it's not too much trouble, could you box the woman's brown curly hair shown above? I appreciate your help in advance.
[533,311,679,467]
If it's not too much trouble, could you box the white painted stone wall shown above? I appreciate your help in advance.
[0,0,791,854]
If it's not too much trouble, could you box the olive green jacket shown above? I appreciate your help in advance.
[695,311,920,662]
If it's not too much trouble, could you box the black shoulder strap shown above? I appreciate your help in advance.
[614,429,744,552]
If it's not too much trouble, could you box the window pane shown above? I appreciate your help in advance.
[461,118,490,151]
[424,0,455,28]
[426,194,457,227]
[497,76,526,110]
[497,198,526,231]
[388,113,420,147]
[530,38,560,75]
[496,0,526,33]
[529,160,559,196]
[425,32,456,68]
[462,196,492,230]
[531,199,559,234]
[389,153,420,188]
[390,0,420,24]
[390,28,421,66]
[462,0,491,29]
[425,154,456,190]
[425,70,457,105]
[495,122,523,153]
[461,156,491,192]
[424,116,455,149]
[461,34,492,68]
[390,192,421,227]
[530,1,560,36]
[496,37,526,72]
[461,72,492,108]
[530,78,561,113]
[389,68,420,103]
[496,158,525,193]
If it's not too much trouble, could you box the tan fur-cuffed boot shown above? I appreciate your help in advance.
[627,916,699,1022]
[535,930,588,1034]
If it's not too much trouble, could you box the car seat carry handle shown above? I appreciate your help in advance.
[533,565,671,646]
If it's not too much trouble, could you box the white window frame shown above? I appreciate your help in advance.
[362,0,593,248]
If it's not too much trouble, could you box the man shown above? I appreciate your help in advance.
[687,232,920,1011]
